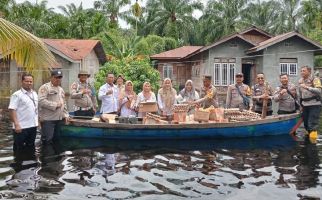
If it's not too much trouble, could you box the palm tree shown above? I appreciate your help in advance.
[0,17,56,72]
[302,0,322,31]
[145,0,203,42]
[241,0,281,34]
[93,0,131,28]
[199,0,247,44]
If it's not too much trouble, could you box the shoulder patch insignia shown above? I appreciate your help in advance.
[71,83,77,89]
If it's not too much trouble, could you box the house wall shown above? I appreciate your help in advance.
[207,38,254,81]
[262,37,315,90]
[83,50,100,84]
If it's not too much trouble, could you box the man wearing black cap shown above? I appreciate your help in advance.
[38,69,69,144]
[226,73,252,110]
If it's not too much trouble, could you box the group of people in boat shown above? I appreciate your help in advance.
[8,65,322,149]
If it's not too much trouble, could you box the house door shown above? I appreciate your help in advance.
[242,64,252,86]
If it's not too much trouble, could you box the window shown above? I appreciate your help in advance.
[192,64,200,77]
[213,62,235,86]
[163,64,173,79]
[279,58,297,76]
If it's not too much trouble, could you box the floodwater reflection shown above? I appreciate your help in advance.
[0,127,321,199]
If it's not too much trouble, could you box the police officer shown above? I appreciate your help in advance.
[251,73,274,116]
[273,73,298,114]
[8,73,38,150]
[299,66,322,142]
[70,70,97,116]
[226,73,252,110]
[199,76,219,108]
[38,69,69,144]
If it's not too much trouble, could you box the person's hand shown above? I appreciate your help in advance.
[300,84,309,90]
[261,94,269,99]
[280,89,287,95]
[65,117,70,125]
[56,102,63,109]
[82,88,90,95]
[106,89,113,95]
[14,123,22,133]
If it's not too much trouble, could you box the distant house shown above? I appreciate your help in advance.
[1,39,107,95]
[43,39,107,93]
[151,26,322,102]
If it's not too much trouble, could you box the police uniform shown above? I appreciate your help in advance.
[273,83,297,114]
[226,83,252,109]
[299,76,322,137]
[8,88,38,150]
[199,85,219,108]
[38,70,68,143]
[70,80,97,116]
[251,83,274,116]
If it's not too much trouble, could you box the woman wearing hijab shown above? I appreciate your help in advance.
[177,80,200,104]
[157,78,177,116]
[135,82,157,117]
[118,81,137,117]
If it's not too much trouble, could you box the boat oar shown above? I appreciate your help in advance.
[289,116,303,135]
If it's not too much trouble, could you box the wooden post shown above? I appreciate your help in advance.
[261,82,268,119]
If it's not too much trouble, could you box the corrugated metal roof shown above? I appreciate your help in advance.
[150,46,203,60]
[43,39,106,64]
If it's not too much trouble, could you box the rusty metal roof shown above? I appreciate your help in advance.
[43,39,107,64]
[150,46,203,60]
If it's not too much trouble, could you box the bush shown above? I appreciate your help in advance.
[95,57,160,93]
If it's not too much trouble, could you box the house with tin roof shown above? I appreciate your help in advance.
[43,39,107,92]
[151,26,322,105]
[1,39,107,94]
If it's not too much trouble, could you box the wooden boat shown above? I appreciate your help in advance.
[60,113,300,139]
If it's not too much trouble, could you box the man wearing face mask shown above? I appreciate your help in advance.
[273,74,299,115]
[38,69,69,144]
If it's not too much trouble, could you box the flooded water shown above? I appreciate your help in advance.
[0,111,322,199]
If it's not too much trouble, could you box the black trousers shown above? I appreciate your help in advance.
[277,110,296,115]
[40,120,64,144]
[12,127,37,151]
[302,105,321,132]
[74,108,95,117]
[255,110,273,116]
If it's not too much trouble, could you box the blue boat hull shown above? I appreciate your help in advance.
[61,114,300,139]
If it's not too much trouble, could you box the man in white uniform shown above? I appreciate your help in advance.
[8,73,38,150]
[98,73,118,114]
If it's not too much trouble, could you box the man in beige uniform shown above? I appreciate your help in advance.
[226,73,252,110]
[298,66,322,142]
[70,70,97,116]
[199,76,219,108]
[38,69,69,144]
[273,73,298,114]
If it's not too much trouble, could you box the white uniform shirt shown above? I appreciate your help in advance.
[8,88,39,129]
[98,83,118,113]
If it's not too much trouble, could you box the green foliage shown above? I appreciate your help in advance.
[95,57,160,93]
[307,29,322,67]
[164,37,177,50]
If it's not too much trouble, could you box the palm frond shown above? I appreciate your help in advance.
[0,17,56,72]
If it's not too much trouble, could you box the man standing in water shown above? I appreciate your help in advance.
[38,69,69,144]
[8,73,38,150]
[298,66,322,142]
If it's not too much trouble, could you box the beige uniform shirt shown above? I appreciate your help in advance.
[251,84,273,112]
[38,82,69,121]
[199,85,219,108]
[273,83,297,112]
[226,83,252,109]
[70,81,97,110]
[299,77,322,106]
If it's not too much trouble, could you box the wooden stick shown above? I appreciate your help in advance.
[289,116,303,135]
[261,82,268,119]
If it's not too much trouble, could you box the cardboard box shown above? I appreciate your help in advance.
[138,102,158,113]
[173,112,187,122]
[194,110,210,122]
